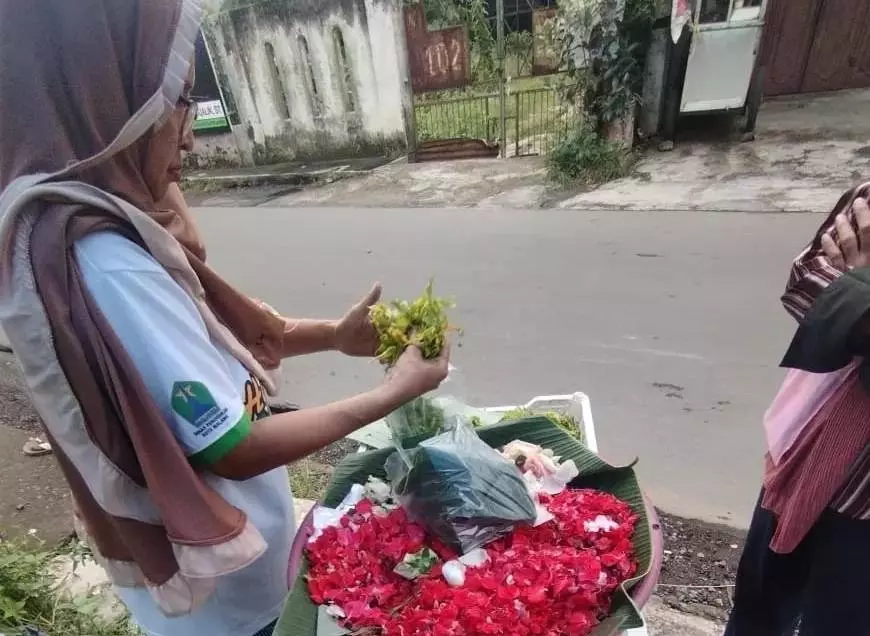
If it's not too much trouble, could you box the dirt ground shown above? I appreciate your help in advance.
[0,354,72,545]
[657,513,745,623]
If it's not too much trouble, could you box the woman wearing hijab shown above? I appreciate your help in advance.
[0,2,449,636]
[724,187,870,635]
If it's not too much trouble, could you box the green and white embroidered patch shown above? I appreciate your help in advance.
[171,381,229,435]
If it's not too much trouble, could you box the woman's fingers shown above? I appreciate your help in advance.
[835,213,859,267]
[821,232,846,270]
[854,198,870,255]
[831,199,870,271]
[437,341,451,367]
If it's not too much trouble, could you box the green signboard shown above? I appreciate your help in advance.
[193,30,232,134]
[193,99,231,132]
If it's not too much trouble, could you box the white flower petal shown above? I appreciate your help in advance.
[326,604,346,619]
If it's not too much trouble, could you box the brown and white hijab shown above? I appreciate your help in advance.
[0,0,286,616]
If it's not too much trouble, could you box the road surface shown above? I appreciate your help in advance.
[194,205,822,528]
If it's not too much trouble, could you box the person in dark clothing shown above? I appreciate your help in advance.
[725,188,870,635]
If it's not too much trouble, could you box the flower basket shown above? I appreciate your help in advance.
[277,416,659,636]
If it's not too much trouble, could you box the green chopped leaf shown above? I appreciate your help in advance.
[393,547,440,580]
[500,408,585,444]
[388,397,447,443]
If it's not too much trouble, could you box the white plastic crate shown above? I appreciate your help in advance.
[347,392,598,452]
[484,392,599,454]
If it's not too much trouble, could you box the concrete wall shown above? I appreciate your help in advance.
[201,0,410,166]
[186,129,252,169]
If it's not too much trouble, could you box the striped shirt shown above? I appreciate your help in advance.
[779,182,870,523]
[831,445,870,518]
[782,185,866,320]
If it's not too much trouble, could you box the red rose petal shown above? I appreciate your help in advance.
[305,488,638,635]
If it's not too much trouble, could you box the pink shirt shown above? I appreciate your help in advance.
[763,361,858,465]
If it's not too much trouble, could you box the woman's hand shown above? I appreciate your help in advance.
[334,284,383,357]
[821,198,870,271]
[383,345,450,403]
[213,344,450,479]
[255,285,384,359]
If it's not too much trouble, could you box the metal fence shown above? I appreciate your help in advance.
[509,87,570,156]
[413,86,571,157]
[414,93,499,143]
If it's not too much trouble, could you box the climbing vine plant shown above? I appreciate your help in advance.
[547,0,656,183]
[554,0,656,135]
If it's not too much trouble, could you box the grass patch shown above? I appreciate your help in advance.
[288,460,333,501]
[547,125,635,185]
[0,540,139,635]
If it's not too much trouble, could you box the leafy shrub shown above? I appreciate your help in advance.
[548,125,631,184]
[0,540,139,635]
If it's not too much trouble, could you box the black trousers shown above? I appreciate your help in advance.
[725,491,870,636]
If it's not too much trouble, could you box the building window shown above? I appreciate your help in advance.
[264,42,291,119]
[297,35,322,116]
[332,27,357,114]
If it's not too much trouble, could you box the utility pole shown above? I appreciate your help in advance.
[496,0,506,158]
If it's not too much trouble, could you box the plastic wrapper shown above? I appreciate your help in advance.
[386,396,448,448]
[384,420,537,553]
[385,366,500,450]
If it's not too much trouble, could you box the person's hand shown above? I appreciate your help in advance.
[821,198,870,271]
[383,345,450,403]
[334,284,382,357]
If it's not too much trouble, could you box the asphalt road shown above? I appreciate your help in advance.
[194,205,822,528]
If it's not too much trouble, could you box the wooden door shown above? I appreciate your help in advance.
[760,0,823,96]
[801,0,870,92]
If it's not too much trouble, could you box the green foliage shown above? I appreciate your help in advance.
[554,0,657,135]
[623,0,659,48]
[369,280,454,367]
[393,547,440,579]
[504,31,535,77]
[499,408,585,444]
[0,540,140,635]
[422,0,499,82]
[388,397,448,444]
[548,123,631,184]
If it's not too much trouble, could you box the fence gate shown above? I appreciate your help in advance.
[403,0,570,161]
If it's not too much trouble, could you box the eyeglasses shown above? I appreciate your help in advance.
[177,93,199,139]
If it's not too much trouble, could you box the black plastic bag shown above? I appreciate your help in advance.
[385,421,537,553]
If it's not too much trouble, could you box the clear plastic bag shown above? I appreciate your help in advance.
[384,419,537,553]
[385,397,449,448]
[385,366,500,451]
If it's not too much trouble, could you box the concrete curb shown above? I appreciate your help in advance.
[182,167,374,191]
[643,597,725,635]
[555,202,837,215]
